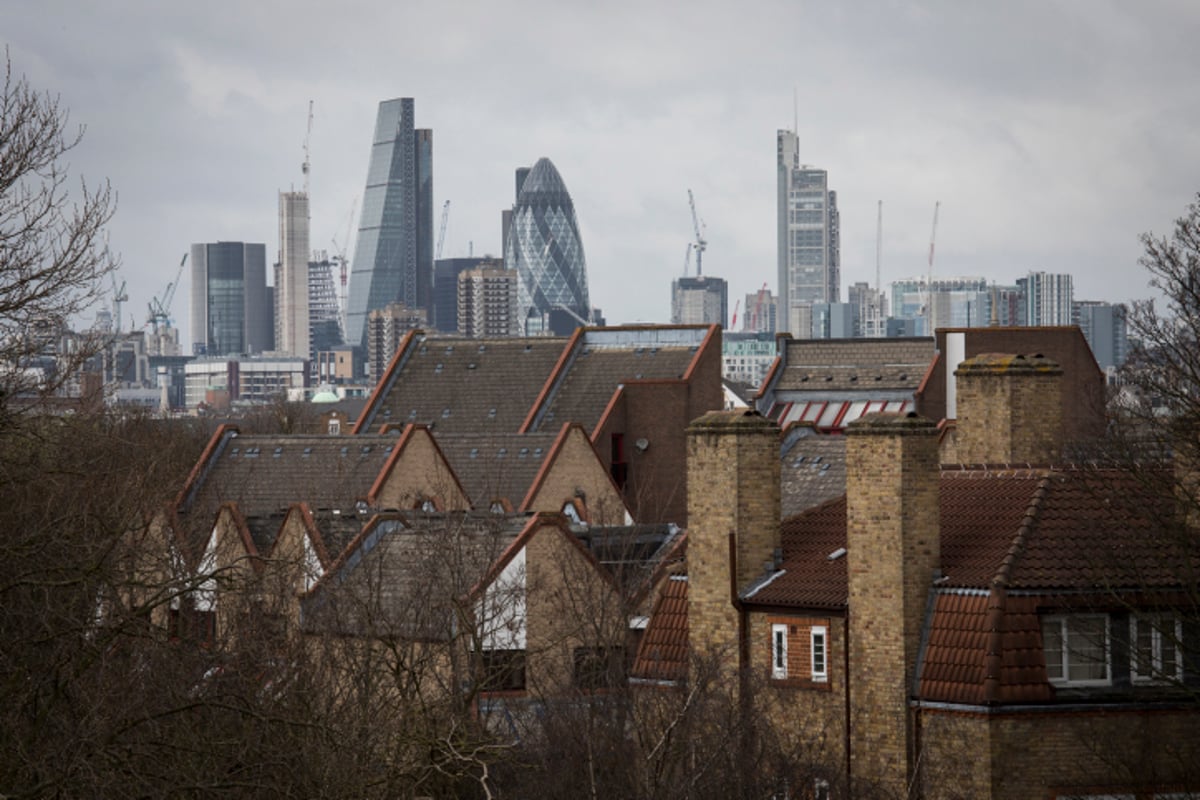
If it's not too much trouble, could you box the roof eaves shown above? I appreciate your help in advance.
[175,423,239,514]
[352,328,421,434]
[519,328,583,433]
[680,324,719,384]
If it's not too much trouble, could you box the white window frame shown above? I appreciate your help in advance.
[771,623,788,680]
[810,625,828,683]
[1131,614,1184,684]
[1042,614,1111,687]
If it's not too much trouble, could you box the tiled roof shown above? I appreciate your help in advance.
[434,432,559,509]
[780,428,846,517]
[363,337,567,434]
[531,346,698,432]
[918,590,1053,705]
[742,497,848,609]
[774,338,934,393]
[631,574,689,683]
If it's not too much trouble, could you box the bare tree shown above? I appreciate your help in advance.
[0,50,117,421]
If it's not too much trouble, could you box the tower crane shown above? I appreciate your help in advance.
[110,273,127,335]
[301,100,313,196]
[331,198,357,334]
[148,253,188,330]
[436,200,450,260]
[921,201,940,328]
[687,189,707,276]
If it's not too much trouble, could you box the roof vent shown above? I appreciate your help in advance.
[441,408,451,418]
[827,547,847,561]
[273,446,283,458]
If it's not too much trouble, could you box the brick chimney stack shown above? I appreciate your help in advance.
[955,353,1065,465]
[845,412,939,796]
[685,409,781,659]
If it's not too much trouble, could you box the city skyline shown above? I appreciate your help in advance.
[7,2,1200,342]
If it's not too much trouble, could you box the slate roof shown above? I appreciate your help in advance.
[302,511,535,640]
[360,337,568,434]
[780,427,847,517]
[433,432,559,509]
[743,497,848,610]
[180,433,401,519]
[631,574,689,683]
[574,523,683,596]
[530,345,700,432]
[772,338,934,393]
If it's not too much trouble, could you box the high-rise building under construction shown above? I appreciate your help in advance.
[345,98,433,349]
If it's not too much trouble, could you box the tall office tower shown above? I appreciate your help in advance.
[345,98,433,349]
[433,256,500,333]
[457,266,519,337]
[1021,271,1074,326]
[190,242,273,356]
[505,158,590,335]
[742,288,777,334]
[777,130,839,337]
[848,281,888,338]
[365,302,427,385]
[308,253,343,354]
[671,275,728,327]
[276,191,310,358]
[891,276,989,334]
[1075,300,1128,371]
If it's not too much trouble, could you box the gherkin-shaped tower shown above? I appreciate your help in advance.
[505,158,590,335]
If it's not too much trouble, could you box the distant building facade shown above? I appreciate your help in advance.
[184,355,307,408]
[308,254,343,355]
[811,301,859,339]
[671,275,728,327]
[722,331,776,387]
[276,191,310,359]
[741,287,777,334]
[1075,300,1129,371]
[458,266,519,338]
[366,302,427,385]
[434,257,501,333]
[505,158,590,335]
[777,129,839,337]
[345,98,433,349]
[1021,271,1074,326]
[848,281,887,338]
[189,241,273,357]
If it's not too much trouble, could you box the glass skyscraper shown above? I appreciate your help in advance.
[189,242,272,357]
[345,98,433,349]
[505,158,590,335]
[777,129,839,338]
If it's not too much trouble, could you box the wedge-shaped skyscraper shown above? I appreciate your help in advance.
[345,98,433,349]
[505,158,590,336]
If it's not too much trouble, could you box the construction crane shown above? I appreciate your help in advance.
[148,252,188,330]
[331,198,357,334]
[436,200,450,260]
[687,189,707,276]
[921,201,941,328]
[110,273,127,335]
[730,298,740,329]
[301,100,313,196]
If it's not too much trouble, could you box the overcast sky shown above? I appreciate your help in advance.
[7,0,1200,339]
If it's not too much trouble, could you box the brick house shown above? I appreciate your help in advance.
[634,353,1200,798]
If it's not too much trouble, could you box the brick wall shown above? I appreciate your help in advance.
[918,706,1200,799]
[955,354,1064,465]
[685,410,781,668]
[526,426,629,523]
[845,413,940,796]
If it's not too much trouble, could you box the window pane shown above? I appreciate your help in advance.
[1042,619,1064,680]
[1068,616,1107,682]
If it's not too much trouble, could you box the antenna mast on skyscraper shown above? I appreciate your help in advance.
[302,100,313,197]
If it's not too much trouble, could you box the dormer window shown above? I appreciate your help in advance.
[1131,614,1183,684]
[1042,614,1110,686]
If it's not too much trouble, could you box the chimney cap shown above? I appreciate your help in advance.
[845,411,937,436]
[955,352,1062,376]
